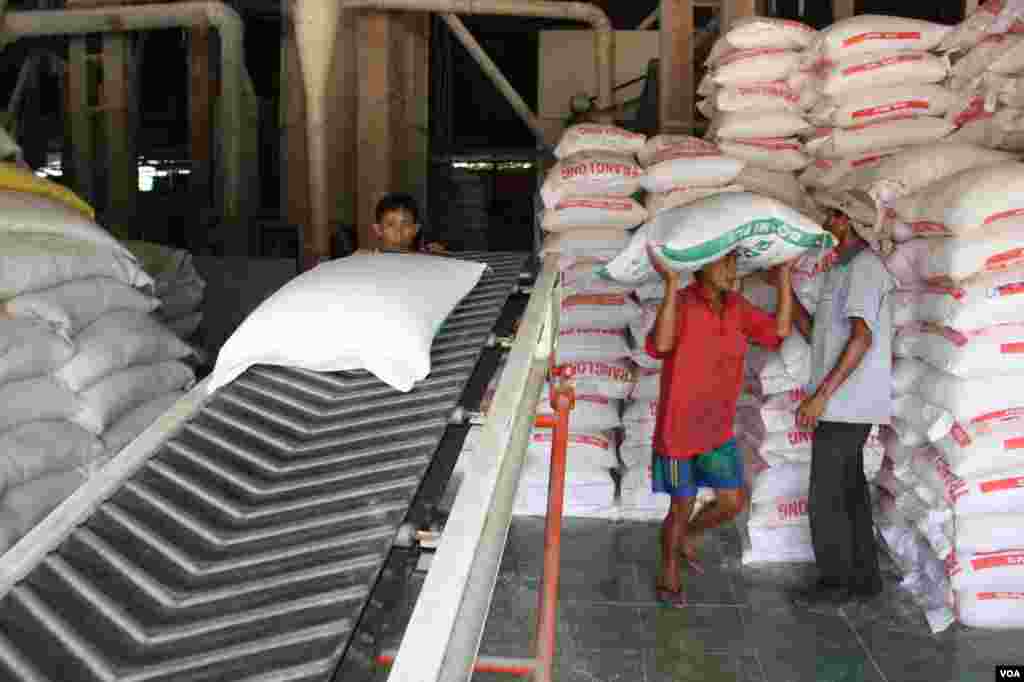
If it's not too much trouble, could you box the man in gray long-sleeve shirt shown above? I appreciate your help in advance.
[788,210,896,606]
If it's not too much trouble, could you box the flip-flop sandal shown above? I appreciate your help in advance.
[655,587,688,609]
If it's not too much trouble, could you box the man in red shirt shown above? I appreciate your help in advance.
[645,245,796,607]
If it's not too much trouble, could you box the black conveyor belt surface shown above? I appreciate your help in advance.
[0,251,529,682]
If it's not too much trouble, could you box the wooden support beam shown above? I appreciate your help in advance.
[65,37,94,204]
[392,13,430,227]
[189,25,213,215]
[281,15,311,242]
[357,11,394,250]
[720,0,760,31]
[833,0,856,21]
[102,33,136,239]
[659,0,694,134]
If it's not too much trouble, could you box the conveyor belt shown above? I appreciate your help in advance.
[0,251,529,682]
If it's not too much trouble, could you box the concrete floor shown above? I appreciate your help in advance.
[376,517,1021,682]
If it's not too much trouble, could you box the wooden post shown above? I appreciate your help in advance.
[281,14,312,243]
[720,0,762,31]
[65,37,94,203]
[392,13,430,227]
[659,0,694,134]
[102,34,136,239]
[189,25,213,215]
[833,0,856,21]
[357,11,394,250]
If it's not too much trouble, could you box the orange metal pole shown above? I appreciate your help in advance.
[375,653,536,676]
[532,365,575,682]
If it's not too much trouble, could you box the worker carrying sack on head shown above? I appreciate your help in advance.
[786,210,897,608]
[644,243,798,608]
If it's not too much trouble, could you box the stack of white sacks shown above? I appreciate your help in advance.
[124,241,207,340]
[868,152,1024,630]
[0,187,196,555]
[697,17,823,221]
[732,264,886,565]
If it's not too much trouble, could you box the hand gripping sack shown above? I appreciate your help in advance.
[639,138,746,191]
[812,16,952,59]
[885,161,1024,237]
[809,84,956,128]
[936,420,1024,481]
[541,197,648,232]
[554,124,646,159]
[540,151,643,208]
[602,193,833,284]
[804,116,955,160]
[717,138,810,172]
[819,52,949,99]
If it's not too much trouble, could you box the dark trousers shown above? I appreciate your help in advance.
[808,421,882,593]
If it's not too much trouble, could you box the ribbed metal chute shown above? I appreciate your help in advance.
[0,252,529,682]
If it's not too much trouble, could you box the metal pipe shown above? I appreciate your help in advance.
[532,373,573,682]
[440,13,547,145]
[2,2,250,236]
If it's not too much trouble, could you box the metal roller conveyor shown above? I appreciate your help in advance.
[0,251,530,682]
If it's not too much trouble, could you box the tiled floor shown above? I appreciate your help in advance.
[375,517,1021,681]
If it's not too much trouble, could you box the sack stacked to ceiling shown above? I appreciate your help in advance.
[0,173,198,556]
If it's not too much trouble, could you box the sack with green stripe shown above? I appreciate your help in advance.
[600,192,835,283]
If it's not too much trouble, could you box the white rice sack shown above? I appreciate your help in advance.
[710,110,813,140]
[913,365,1023,424]
[712,48,804,86]
[639,138,746,191]
[988,33,1024,75]
[560,264,635,296]
[645,185,744,217]
[74,360,196,435]
[633,274,694,302]
[813,16,952,60]
[601,193,833,284]
[557,327,630,364]
[619,438,653,470]
[0,377,81,433]
[0,317,75,385]
[540,228,632,259]
[631,367,661,401]
[0,190,136,259]
[937,420,1024,481]
[0,231,153,300]
[733,166,809,211]
[553,123,646,159]
[908,447,965,509]
[804,117,955,159]
[54,310,195,392]
[718,138,810,174]
[537,390,622,432]
[526,430,619,472]
[0,468,90,555]
[564,359,636,400]
[540,151,643,208]
[207,253,487,394]
[743,522,816,564]
[956,513,1024,557]
[102,391,185,457]
[155,281,205,320]
[939,0,1024,53]
[561,293,641,328]
[164,312,203,340]
[798,149,903,191]
[819,52,949,99]
[751,462,810,503]
[950,35,1024,87]
[948,549,1024,591]
[895,321,1024,380]
[863,143,1014,208]
[956,590,1024,630]
[619,465,669,518]
[885,161,1024,237]
[541,197,647,232]
[810,189,877,225]
[0,421,103,497]
[702,82,811,115]
[809,84,956,128]
[4,277,160,338]
[955,465,1024,518]
[892,357,933,396]
[723,16,818,51]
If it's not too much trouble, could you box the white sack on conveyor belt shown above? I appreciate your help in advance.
[4,276,159,339]
[74,360,196,435]
[540,197,648,232]
[553,123,646,160]
[102,391,185,457]
[0,231,153,300]
[0,421,103,497]
[0,377,81,433]
[0,316,75,385]
[54,310,194,392]
[0,467,91,555]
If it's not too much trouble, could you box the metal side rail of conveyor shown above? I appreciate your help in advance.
[0,251,531,682]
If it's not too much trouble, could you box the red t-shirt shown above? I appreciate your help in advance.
[645,283,783,459]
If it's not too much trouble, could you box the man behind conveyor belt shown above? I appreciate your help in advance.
[645,245,797,607]
[790,210,895,606]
